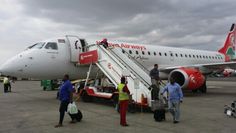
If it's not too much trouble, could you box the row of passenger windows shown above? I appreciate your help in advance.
[123,50,223,60]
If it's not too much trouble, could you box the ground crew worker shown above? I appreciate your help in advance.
[55,74,74,128]
[149,64,160,100]
[161,77,183,124]
[118,77,130,126]
[3,76,10,93]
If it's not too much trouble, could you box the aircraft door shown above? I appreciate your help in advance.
[80,39,87,52]
[66,35,82,63]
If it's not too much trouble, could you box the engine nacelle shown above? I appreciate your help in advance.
[169,68,205,90]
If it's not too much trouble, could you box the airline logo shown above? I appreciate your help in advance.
[226,32,236,59]
[79,50,98,64]
[96,41,146,50]
[218,23,236,61]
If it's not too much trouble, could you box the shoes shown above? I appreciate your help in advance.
[121,124,129,127]
[54,124,63,128]
[173,121,179,124]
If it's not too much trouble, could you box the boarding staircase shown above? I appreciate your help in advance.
[79,44,155,106]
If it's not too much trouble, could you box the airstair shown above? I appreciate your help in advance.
[79,44,154,107]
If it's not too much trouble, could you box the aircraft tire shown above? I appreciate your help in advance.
[199,82,207,93]
[112,94,119,107]
[192,89,198,93]
[128,103,136,113]
[81,91,93,102]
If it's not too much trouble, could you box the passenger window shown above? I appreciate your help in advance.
[185,54,187,58]
[203,56,205,58]
[170,53,173,56]
[129,50,132,54]
[164,53,167,56]
[45,42,58,50]
[175,53,178,57]
[122,49,125,53]
[142,51,145,55]
[180,54,183,57]
[148,51,151,55]
[196,55,199,58]
[193,55,195,58]
[159,52,162,56]
[136,51,139,55]
[154,52,156,56]
[189,54,191,58]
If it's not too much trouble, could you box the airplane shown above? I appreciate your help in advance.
[1,24,236,93]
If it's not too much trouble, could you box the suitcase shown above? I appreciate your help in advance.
[153,109,165,122]
[69,109,83,122]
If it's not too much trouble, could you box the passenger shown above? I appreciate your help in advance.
[100,38,108,49]
[3,76,10,93]
[149,64,160,100]
[118,76,130,126]
[161,77,183,124]
[55,74,74,128]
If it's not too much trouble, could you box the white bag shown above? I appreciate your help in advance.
[67,102,78,114]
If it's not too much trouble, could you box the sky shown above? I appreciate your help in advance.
[0,0,236,64]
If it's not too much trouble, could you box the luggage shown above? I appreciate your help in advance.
[224,101,236,118]
[69,109,83,122]
[152,95,166,122]
[151,95,167,111]
[154,109,165,122]
[67,102,78,114]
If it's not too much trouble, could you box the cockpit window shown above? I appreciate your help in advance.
[28,42,45,49]
[45,42,58,50]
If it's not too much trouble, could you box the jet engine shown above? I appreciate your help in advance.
[169,68,206,91]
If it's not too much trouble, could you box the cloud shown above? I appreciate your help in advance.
[0,0,236,64]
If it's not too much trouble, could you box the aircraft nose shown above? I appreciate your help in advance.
[0,54,24,77]
[0,59,15,76]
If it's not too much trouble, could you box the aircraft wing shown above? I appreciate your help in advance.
[160,61,236,74]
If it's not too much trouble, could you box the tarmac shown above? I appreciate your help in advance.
[0,80,236,133]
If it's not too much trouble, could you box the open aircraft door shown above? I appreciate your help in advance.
[66,35,87,63]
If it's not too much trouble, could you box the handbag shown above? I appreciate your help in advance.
[67,102,78,114]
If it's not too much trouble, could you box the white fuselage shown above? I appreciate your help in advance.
[0,37,226,80]
[119,44,225,68]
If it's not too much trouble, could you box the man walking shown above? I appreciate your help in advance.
[149,64,160,100]
[161,77,183,123]
[55,74,73,128]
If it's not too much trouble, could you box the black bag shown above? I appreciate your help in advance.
[153,109,165,122]
[69,109,83,122]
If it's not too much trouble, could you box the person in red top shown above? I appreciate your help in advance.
[117,77,130,126]
[100,38,108,48]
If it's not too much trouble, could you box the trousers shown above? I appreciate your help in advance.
[119,100,128,125]
[168,101,180,121]
[59,101,69,124]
